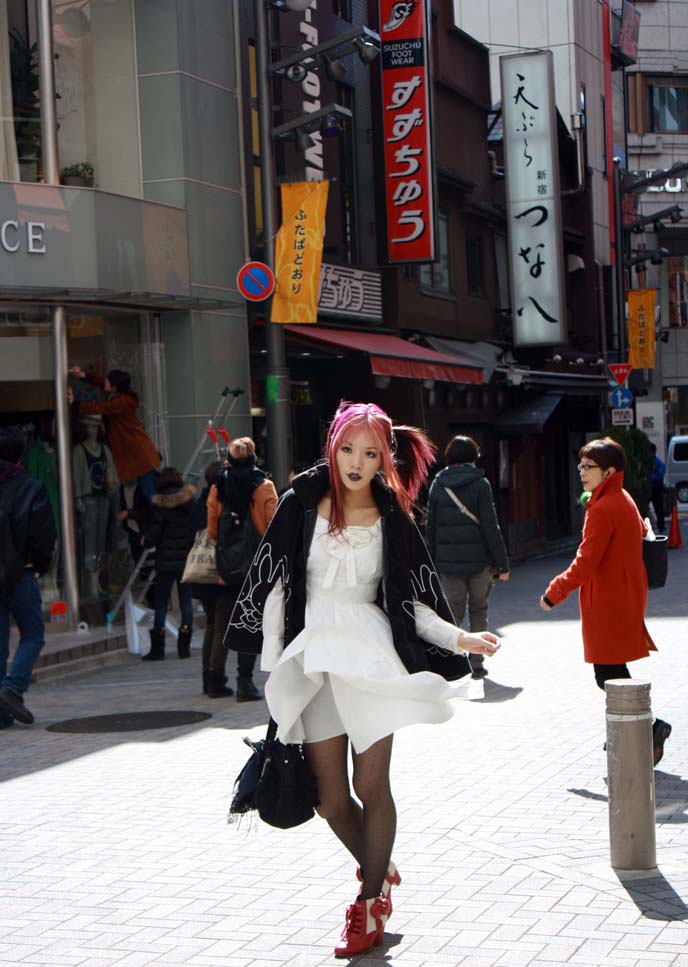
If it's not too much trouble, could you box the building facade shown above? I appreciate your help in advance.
[1,0,251,626]
[626,0,688,455]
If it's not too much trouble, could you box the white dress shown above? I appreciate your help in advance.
[262,514,478,754]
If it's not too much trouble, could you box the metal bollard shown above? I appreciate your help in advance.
[605,679,657,870]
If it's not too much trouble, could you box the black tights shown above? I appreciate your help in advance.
[304,734,396,901]
[593,663,631,691]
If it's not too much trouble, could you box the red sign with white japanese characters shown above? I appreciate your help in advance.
[609,363,633,386]
[379,0,435,264]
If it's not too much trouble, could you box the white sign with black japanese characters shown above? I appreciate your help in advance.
[501,51,566,347]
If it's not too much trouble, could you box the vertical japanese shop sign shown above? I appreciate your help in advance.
[379,0,435,263]
[271,180,330,324]
[501,51,567,346]
[628,289,656,369]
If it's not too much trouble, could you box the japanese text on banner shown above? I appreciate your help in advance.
[271,180,329,324]
[379,0,435,264]
[628,289,656,369]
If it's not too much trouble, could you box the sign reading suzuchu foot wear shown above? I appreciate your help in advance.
[378,0,436,264]
[500,50,567,347]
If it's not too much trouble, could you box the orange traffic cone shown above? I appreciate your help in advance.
[668,505,684,549]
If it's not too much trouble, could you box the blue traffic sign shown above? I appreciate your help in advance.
[610,386,633,409]
[236,261,275,302]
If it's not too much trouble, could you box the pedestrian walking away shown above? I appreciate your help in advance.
[141,468,197,661]
[206,437,278,700]
[0,427,57,727]
[224,401,500,957]
[427,434,510,680]
[540,437,671,766]
[648,442,666,533]
[67,367,160,503]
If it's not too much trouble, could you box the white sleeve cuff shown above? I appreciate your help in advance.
[414,600,466,654]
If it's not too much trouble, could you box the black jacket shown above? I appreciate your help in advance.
[426,464,509,577]
[224,463,471,681]
[0,459,56,579]
[144,484,197,576]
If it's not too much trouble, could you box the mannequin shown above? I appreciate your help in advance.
[73,417,117,596]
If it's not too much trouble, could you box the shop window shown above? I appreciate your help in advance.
[648,78,688,133]
[52,0,141,196]
[333,0,353,20]
[420,211,450,293]
[466,233,486,296]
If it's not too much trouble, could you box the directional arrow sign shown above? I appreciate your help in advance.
[609,362,633,386]
[610,386,633,409]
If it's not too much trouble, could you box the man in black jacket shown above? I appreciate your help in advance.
[0,427,57,727]
[427,435,510,680]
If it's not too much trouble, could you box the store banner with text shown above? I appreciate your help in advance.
[627,289,656,369]
[271,180,329,324]
[378,0,436,264]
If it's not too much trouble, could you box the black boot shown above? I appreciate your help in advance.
[177,624,192,659]
[142,628,165,661]
[236,676,262,702]
[206,670,234,698]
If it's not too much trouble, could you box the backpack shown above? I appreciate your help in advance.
[0,506,25,593]
[215,479,262,585]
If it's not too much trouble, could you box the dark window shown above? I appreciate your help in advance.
[673,442,688,461]
[649,79,688,133]
[601,94,607,171]
[333,0,352,20]
[466,233,486,296]
[420,211,450,293]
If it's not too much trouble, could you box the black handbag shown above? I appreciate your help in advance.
[643,534,668,590]
[228,719,319,829]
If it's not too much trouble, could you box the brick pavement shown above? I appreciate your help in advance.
[1,527,687,967]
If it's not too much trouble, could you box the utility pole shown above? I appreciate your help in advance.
[255,0,291,491]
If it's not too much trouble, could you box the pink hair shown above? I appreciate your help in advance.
[325,401,435,534]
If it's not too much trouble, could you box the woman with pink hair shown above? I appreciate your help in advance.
[226,402,499,956]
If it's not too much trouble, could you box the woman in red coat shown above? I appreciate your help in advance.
[540,437,671,765]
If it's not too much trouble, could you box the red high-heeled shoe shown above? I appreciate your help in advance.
[356,861,401,914]
[334,895,390,958]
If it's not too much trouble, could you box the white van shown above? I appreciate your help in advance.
[666,435,688,504]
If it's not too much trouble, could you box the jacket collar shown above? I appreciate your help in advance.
[151,483,196,509]
[588,470,624,506]
[291,462,395,516]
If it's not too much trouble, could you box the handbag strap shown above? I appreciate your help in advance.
[265,718,278,743]
[444,486,481,526]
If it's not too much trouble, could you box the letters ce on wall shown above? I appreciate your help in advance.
[501,51,567,347]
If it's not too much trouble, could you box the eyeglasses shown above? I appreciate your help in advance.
[577,462,600,473]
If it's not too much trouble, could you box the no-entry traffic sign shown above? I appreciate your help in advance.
[236,261,275,302]
[609,363,633,386]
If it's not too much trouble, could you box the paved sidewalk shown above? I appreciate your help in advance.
[1,536,687,967]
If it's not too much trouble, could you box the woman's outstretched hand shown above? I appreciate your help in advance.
[458,631,500,656]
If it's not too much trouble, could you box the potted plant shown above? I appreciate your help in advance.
[602,426,653,517]
[60,162,95,187]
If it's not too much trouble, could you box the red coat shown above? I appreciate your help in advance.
[545,472,656,664]
[77,391,160,483]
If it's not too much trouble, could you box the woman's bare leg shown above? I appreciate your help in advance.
[352,734,396,900]
[304,734,365,865]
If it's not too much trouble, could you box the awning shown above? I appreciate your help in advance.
[284,325,483,384]
[495,393,563,434]
[425,336,500,381]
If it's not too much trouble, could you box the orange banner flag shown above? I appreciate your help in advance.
[627,289,656,369]
[270,180,329,324]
